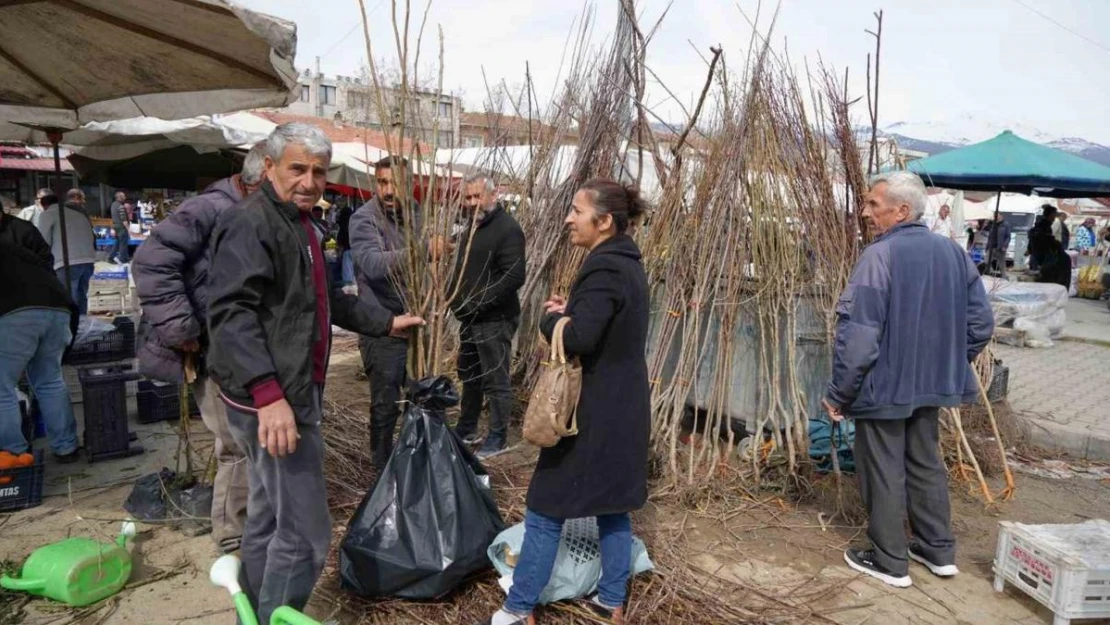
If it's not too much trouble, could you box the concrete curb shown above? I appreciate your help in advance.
[1059,335,1110,349]
[1018,416,1110,462]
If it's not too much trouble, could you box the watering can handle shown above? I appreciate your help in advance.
[271,606,322,625]
[232,592,260,625]
[0,575,44,592]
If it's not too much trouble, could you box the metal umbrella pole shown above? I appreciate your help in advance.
[46,130,72,294]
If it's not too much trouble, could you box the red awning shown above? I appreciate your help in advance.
[0,158,73,172]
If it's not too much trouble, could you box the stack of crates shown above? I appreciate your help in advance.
[61,316,138,405]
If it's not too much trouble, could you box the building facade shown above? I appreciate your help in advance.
[286,70,461,147]
[458,112,579,149]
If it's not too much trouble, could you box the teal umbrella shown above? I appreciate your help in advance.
[906,130,1110,198]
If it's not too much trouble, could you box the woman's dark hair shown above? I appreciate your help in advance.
[579,178,646,234]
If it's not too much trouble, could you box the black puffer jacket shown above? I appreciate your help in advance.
[207,183,396,422]
[131,177,244,382]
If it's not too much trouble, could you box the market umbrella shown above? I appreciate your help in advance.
[906,131,1110,197]
[69,145,246,190]
[0,0,297,285]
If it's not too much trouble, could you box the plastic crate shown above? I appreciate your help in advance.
[136,380,201,424]
[993,520,1110,625]
[65,316,135,365]
[0,449,45,512]
[78,366,144,463]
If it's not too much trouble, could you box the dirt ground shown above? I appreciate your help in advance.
[2,347,1108,625]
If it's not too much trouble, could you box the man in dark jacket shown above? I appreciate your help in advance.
[824,172,993,588]
[130,142,266,554]
[206,123,423,624]
[0,241,79,462]
[349,155,424,470]
[0,205,54,270]
[450,175,526,458]
[109,191,130,264]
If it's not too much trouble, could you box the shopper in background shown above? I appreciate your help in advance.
[110,191,131,264]
[17,188,51,227]
[36,189,97,315]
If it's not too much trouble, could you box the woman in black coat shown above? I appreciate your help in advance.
[480,179,650,625]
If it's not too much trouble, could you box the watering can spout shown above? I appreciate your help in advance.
[117,520,136,547]
[0,575,45,592]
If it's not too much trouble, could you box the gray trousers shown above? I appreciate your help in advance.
[358,335,409,470]
[193,376,248,552]
[456,319,517,441]
[224,389,330,625]
[855,407,955,576]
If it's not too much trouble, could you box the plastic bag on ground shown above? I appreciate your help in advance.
[123,468,176,521]
[339,376,506,599]
[487,518,654,605]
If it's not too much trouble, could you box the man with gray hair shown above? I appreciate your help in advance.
[823,171,993,588]
[131,141,268,554]
[449,174,526,458]
[206,123,424,623]
[17,188,51,227]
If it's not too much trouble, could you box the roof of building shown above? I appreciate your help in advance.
[459,112,578,138]
[251,111,429,154]
[0,157,73,172]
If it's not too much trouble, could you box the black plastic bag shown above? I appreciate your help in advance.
[123,468,175,521]
[339,376,506,599]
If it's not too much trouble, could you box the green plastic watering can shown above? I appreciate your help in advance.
[0,521,136,607]
[209,555,321,625]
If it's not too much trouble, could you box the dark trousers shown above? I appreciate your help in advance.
[456,319,516,441]
[359,335,409,470]
[112,228,130,262]
[224,389,330,625]
[854,407,955,576]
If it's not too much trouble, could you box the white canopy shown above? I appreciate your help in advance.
[964,193,1057,221]
[65,113,277,161]
[0,0,297,141]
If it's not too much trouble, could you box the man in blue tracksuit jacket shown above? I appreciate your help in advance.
[824,171,994,588]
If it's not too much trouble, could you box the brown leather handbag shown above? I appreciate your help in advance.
[523,317,581,447]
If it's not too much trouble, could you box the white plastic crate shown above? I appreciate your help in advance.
[993,519,1110,625]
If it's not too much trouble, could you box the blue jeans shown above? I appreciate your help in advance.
[505,510,633,614]
[56,263,94,315]
[0,309,79,455]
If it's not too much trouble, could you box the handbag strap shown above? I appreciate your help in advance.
[551,316,571,364]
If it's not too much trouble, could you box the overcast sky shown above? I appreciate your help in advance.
[236,0,1110,144]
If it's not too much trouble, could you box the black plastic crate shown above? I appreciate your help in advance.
[136,380,201,424]
[78,366,144,463]
[0,449,44,512]
[987,363,1009,403]
[65,316,136,366]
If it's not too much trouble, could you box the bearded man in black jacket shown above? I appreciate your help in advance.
[449,175,526,459]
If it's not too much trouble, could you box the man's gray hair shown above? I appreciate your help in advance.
[241,143,267,185]
[464,174,495,193]
[66,188,84,202]
[870,171,927,221]
[263,122,332,162]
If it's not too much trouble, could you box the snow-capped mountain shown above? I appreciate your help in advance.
[877,115,1110,167]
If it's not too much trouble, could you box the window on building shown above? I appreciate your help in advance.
[319,85,337,106]
[462,135,483,149]
[299,85,311,102]
[439,101,453,118]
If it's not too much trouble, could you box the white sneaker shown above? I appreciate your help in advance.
[908,544,959,577]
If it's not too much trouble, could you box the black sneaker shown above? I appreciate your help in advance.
[476,436,507,460]
[844,548,912,588]
[908,543,959,577]
[53,449,81,464]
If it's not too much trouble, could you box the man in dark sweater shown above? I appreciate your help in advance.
[449,175,526,458]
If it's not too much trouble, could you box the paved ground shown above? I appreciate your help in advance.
[998,297,1110,460]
